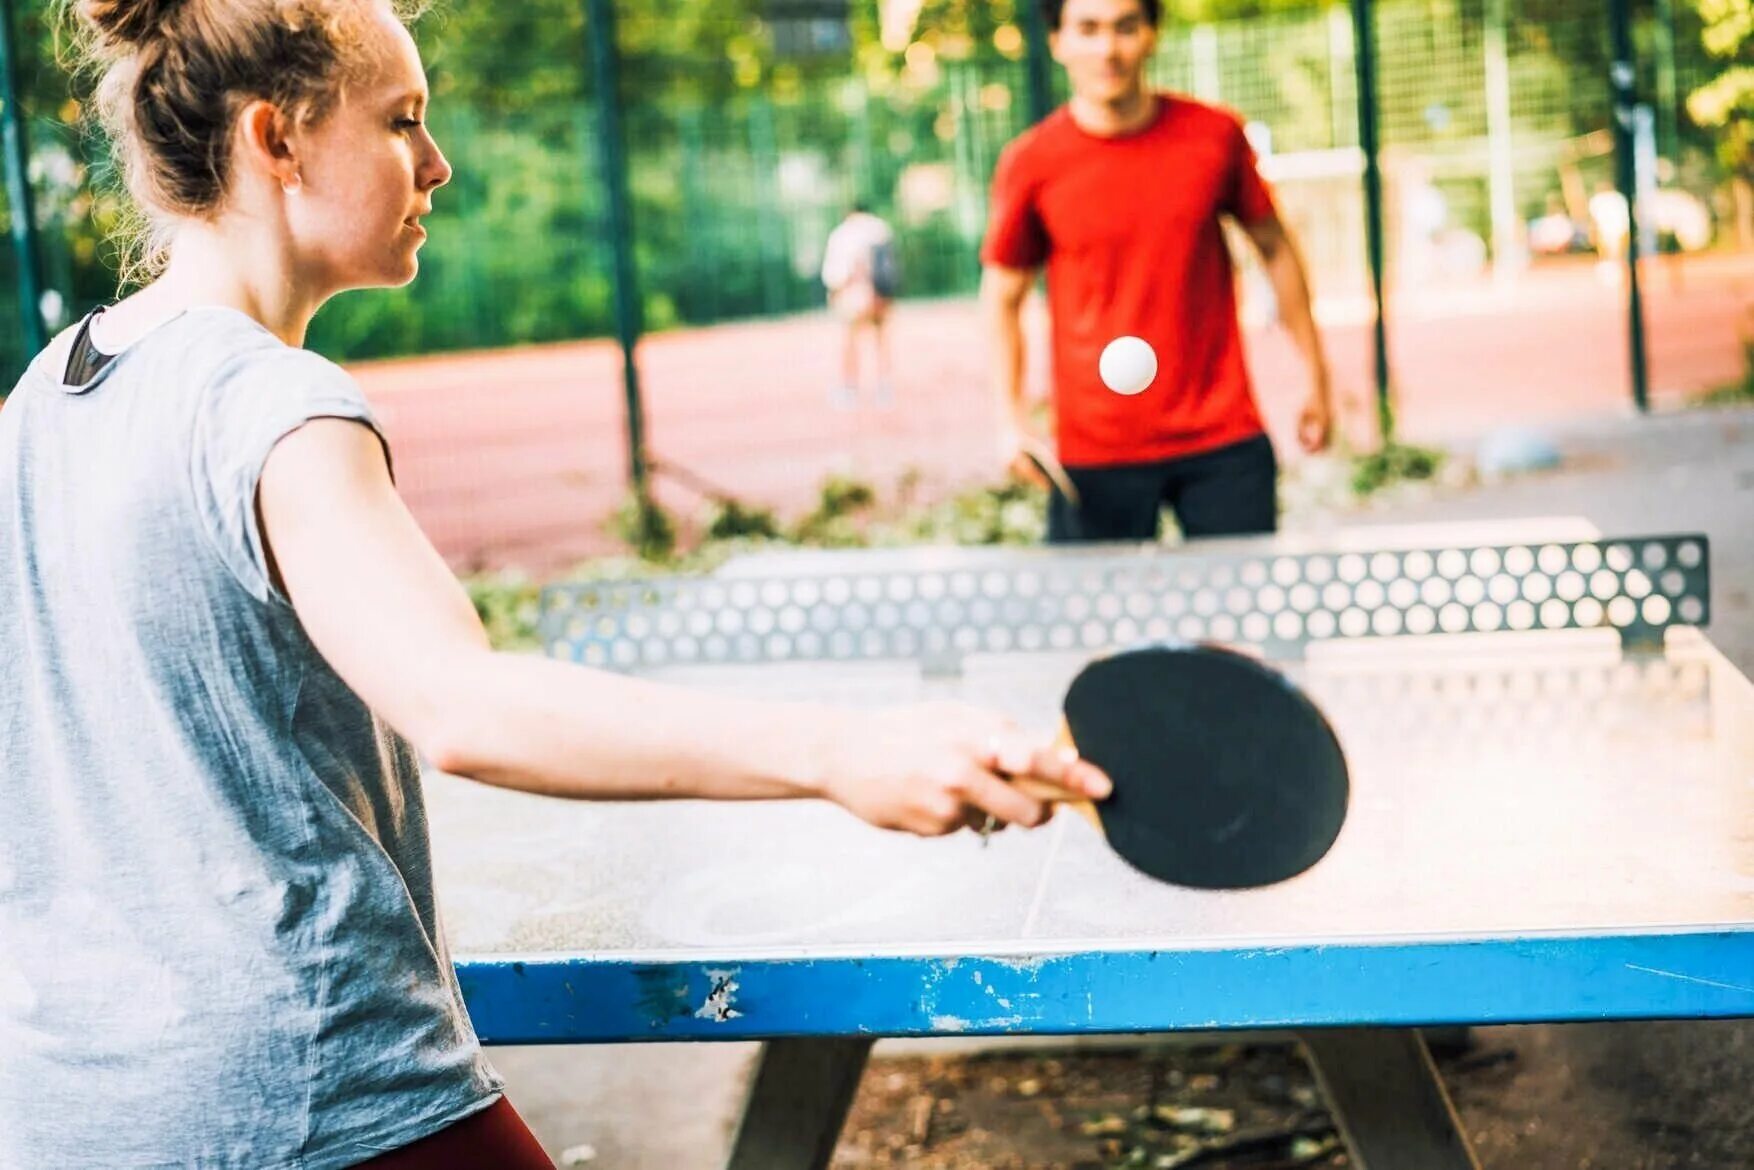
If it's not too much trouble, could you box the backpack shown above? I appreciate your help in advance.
[869,238,902,298]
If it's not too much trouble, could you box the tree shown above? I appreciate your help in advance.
[1686,0,1753,176]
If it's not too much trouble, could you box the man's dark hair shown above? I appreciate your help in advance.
[1039,0,1161,31]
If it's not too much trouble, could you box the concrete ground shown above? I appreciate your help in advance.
[480,403,1754,1168]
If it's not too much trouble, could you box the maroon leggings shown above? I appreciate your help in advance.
[354,1097,556,1169]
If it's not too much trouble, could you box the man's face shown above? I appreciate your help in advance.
[1050,0,1157,107]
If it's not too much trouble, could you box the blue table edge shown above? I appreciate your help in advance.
[455,928,1754,1044]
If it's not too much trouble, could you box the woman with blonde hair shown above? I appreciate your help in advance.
[0,1,1109,1164]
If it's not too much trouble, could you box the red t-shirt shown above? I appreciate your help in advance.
[982,95,1277,468]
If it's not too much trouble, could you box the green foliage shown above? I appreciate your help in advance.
[1700,375,1754,405]
[421,0,588,116]
[709,469,1048,552]
[1349,441,1444,497]
[653,467,1042,567]
[883,480,1047,545]
[1698,332,1754,405]
[1687,0,1754,172]
[705,496,784,540]
[609,490,678,561]
[1167,0,1331,21]
[1695,0,1753,57]
[816,473,878,514]
[653,469,1045,561]
[792,473,880,546]
[465,570,544,652]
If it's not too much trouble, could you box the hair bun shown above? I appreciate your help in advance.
[79,0,187,49]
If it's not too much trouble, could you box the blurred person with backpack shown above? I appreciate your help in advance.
[821,201,901,408]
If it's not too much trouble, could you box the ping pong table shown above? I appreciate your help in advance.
[434,519,1754,1169]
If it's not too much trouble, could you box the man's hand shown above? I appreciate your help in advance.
[1009,446,1050,490]
[1297,385,1333,453]
[1002,421,1055,490]
[1243,216,1335,455]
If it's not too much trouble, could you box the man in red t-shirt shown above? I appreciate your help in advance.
[983,0,1334,543]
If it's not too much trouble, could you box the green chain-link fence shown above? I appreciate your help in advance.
[0,0,1741,385]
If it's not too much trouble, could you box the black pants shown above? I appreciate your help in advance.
[1047,434,1278,544]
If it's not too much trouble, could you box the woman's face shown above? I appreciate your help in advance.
[284,5,452,293]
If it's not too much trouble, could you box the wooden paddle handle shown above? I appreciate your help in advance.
[1017,437,1081,508]
[1000,723,1102,830]
[1009,779,1101,830]
[1008,777,1091,804]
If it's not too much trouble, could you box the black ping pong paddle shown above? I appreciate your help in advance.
[1007,643,1349,889]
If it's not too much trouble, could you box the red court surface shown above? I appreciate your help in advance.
[351,252,1754,573]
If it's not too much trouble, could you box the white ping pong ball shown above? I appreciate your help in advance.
[1099,335,1157,396]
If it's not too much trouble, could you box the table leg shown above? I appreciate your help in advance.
[1299,1028,1482,1170]
[725,1037,876,1170]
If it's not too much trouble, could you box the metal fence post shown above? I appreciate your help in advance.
[1608,0,1651,414]
[1351,0,1393,441]
[1483,0,1521,288]
[1653,0,1680,167]
[1020,0,1055,124]
[584,0,652,508]
[747,94,789,316]
[1,0,46,366]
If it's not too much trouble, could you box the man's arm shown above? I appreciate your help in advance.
[981,262,1049,483]
[1241,214,1333,453]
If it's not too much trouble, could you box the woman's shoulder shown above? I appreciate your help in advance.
[186,311,359,399]
[13,316,99,392]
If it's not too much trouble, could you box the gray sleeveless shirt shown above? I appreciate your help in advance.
[0,307,503,1168]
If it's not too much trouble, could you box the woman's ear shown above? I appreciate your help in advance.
[237,100,302,193]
